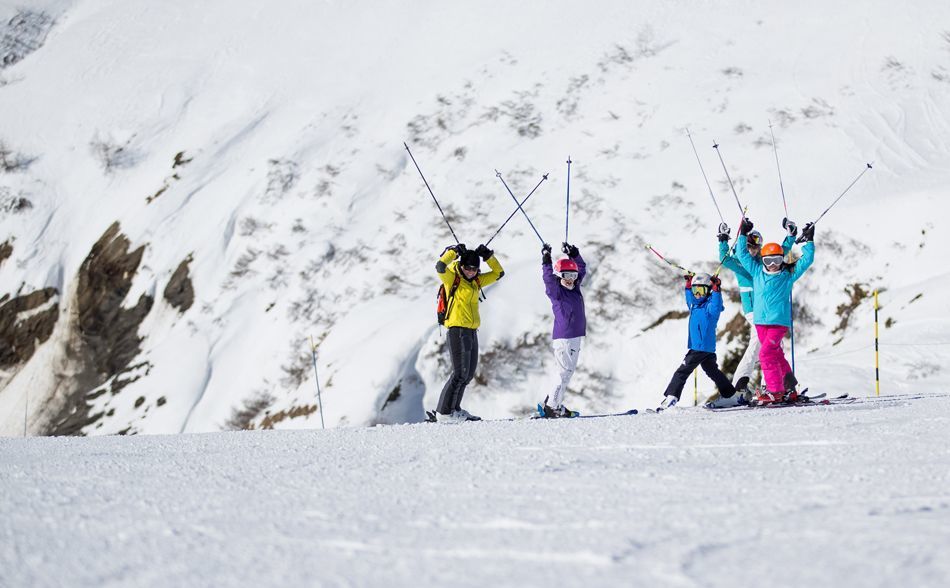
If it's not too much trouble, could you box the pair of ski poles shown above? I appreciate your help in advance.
[405,142,577,249]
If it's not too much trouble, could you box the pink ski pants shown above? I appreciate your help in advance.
[755,324,791,392]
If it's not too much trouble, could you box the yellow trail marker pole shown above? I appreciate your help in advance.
[874,290,880,397]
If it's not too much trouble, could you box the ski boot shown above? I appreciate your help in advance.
[705,391,742,409]
[734,377,753,403]
[752,390,783,406]
[655,395,679,412]
[456,408,482,422]
[782,372,799,403]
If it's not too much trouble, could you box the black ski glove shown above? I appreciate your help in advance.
[717,222,730,242]
[475,244,493,261]
[739,218,754,236]
[444,243,465,256]
[684,273,694,288]
[542,243,552,265]
[562,242,579,258]
[710,275,722,292]
[782,217,798,237]
[801,222,815,242]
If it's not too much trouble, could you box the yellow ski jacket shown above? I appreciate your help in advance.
[435,249,504,329]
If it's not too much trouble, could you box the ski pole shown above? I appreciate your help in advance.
[796,163,874,243]
[564,156,572,243]
[645,244,694,275]
[404,142,460,244]
[309,335,326,430]
[789,291,796,374]
[768,121,790,218]
[495,169,546,244]
[686,129,724,223]
[712,141,747,218]
[485,173,549,246]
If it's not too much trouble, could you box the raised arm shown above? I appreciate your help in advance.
[542,244,559,298]
[563,243,586,285]
[436,245,460,288]
[475,244,505,287]
[791,227,815,282]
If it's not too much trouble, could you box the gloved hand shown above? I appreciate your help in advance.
[801,222,815,242]
[541,243,552,265]
[710,275,722,292]
[717,222,730,242]
[684,273,694,288]
[562,242,579,258]
[475,244,493,261]
[739,218,754,236]
[782,217,798,237]
[445,243,465,256]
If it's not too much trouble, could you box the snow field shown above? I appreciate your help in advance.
[2,394,949,587]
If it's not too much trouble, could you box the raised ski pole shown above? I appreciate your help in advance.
[645,244,694,275]
[404,142,460,244]
[686,128,724,223]
[485,173,549,246]
[768,121,790,218]
[496,170,546,244]
[712,141,747,218]
[309,335,326,430]
[565,156,573,242]
[796,163,874,243]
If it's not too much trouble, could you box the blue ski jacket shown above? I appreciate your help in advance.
[735,235,815,327]
[719,235,795,314]
[685,287,725,353]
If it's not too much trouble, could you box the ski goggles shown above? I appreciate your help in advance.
[559,271,579,281]
[460,264,479,272]
[691,285,710,297]
[762,255,783,268]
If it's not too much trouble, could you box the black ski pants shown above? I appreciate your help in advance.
[663,350,736,400]
[437,327,478,414]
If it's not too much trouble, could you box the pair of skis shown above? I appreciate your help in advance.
[702,392,854,412]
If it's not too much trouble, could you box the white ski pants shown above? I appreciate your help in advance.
[733,311,760,386]
[549,336,583,408]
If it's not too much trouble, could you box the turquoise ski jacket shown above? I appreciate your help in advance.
[735,235,814,327]
[719,235,795,314]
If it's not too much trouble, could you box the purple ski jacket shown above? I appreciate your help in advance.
[542,254,587,340]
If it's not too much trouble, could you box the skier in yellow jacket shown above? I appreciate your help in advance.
[433,243,504,422]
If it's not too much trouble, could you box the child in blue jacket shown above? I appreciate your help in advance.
[658,273,738,410]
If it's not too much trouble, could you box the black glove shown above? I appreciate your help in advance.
[562,242,579,258]
[475,244,493,261]
[541,243,552,265]
[801,222,815,242]
[782,217,798,237]
[739,218,753,236]
[454,243,467,254]
[710,275,722,292]
[684,273,694,288]
[717,222,730,242]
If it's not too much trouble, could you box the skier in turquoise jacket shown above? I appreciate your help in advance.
[735,217,815,403]
[717,220,796,400]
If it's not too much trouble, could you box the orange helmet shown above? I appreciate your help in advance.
[760,242,783,257]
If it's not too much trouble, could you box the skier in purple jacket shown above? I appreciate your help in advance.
[539,242,587,418]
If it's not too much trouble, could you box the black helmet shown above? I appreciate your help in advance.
[460,250,480,269]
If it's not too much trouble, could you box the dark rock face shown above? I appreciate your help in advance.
[163,255,194,312]
[0,239,11,266]
[45,222,154,436]
[0,287,59,369]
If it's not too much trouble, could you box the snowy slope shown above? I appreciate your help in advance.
[1,0,949,435]
[2,395,950,587]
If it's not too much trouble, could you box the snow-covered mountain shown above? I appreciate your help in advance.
[1,0,948,436]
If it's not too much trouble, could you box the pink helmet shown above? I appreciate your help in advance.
[553,258,579,278]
